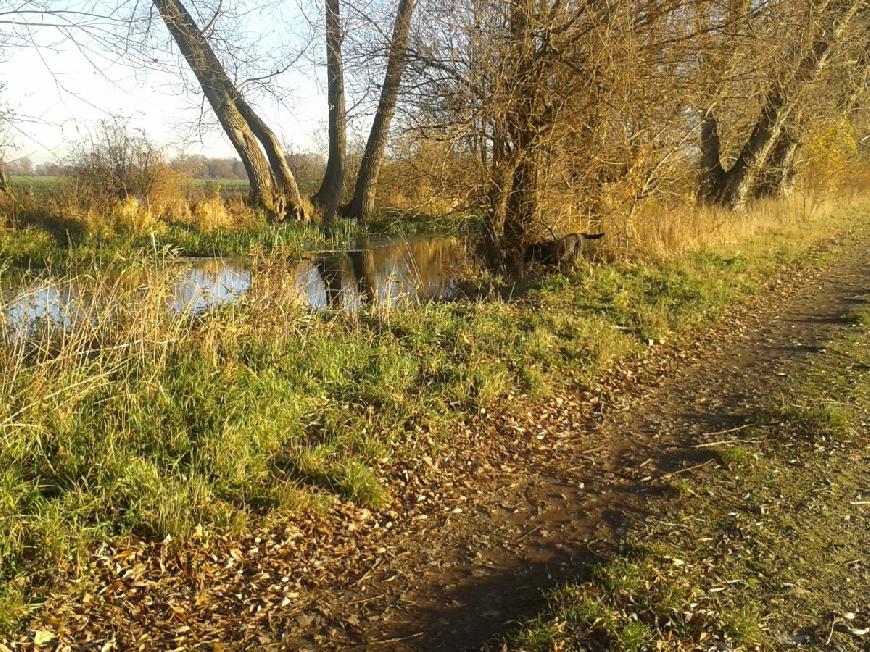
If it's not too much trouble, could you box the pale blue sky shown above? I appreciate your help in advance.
[1,0,333,164]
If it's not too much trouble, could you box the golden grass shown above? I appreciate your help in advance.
[0,176,263,239]
[606,191,867,260]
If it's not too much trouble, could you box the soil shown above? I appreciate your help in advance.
[317,235,868,651]
[9,229,868,651]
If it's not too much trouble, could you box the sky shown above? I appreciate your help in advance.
[0,1,332,165]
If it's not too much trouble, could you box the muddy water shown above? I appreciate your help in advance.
[2,235,470,335]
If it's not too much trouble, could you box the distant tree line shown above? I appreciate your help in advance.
[4,154,328,186]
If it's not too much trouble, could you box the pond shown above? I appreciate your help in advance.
[2,234,472,336]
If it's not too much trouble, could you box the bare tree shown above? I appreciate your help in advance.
[312,0,347,229]
[153,0,307,220]
[342,0,416,223]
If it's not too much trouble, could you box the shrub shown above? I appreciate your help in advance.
[68,117,184,210]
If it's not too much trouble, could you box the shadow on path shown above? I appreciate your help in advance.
[347,246,869,651]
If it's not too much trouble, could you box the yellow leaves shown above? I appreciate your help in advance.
[803,117,859,191]
[804,118,857,159]
[33,630,56,645]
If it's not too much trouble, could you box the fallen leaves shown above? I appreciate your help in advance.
[7,248,869,650]
[32,631,55,646]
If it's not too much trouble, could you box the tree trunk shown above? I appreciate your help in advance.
[697,112,726,204]
[313,0,347,230]
[481,161,514,270]
[503,151,539,274]
[153,0,306,221]
[751,129,800,199]
[343,0,416,223]
[234,97,307,221]
[716,92,788,207]
[697,0,862,208]
[481,0,541,273]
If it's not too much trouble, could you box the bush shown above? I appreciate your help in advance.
[68,118,184,210]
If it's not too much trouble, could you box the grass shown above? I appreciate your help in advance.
[713,445,754,467]
[1,175,475,267]
[0,197,867,632]
[1,174,369,267]
[9,175,249,193]
[508,264,869,651]
[0,217,365,268]
[782,404,856,439]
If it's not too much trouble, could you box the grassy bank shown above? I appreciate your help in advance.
[0,218,366,268]
[509,283,869,649]
[1,174,366,267]
[0,198,867,629]
[1,175,474,268]
[8,175,250,195]
[0,214,475,269]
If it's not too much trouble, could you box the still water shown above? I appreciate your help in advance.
[2,235,470,335]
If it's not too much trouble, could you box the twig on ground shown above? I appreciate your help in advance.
[662,459,715,479]
[373,631,424,645]
[352,558,382,587]
[347,592,385,606]
[694,438,764,448]
[826,616,839,645]
[515,525,543,542]
[700,424,753,436]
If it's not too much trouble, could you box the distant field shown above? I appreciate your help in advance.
[193,178,250,197]
[9,175,61,185]
[7,175,250,196]
[8,176,62,195]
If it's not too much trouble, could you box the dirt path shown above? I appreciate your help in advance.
[302,236,869,650]
[12,232,867,650]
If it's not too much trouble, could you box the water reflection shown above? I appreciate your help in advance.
[170,261,252,313]
[3,235,469,335]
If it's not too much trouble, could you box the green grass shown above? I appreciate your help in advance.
[513,556,660,651]
[0,202,867,632]
[1,176,472,266]
[713,445,754,467]
[780,403,856,440]
[0,219,365,268]
[8,176,63,192]
[1,175,356,266]
[10,175,249,193]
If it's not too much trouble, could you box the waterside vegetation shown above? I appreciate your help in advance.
[0,195,867,628]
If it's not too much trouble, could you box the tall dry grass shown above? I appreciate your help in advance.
[601,190,868,260]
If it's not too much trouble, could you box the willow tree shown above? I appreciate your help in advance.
[311,0,347,229]
[697,0,864,208]
[406,0,646,269]
[154,0,307,220]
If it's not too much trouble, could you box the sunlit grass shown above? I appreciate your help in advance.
[0,198,866,631]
